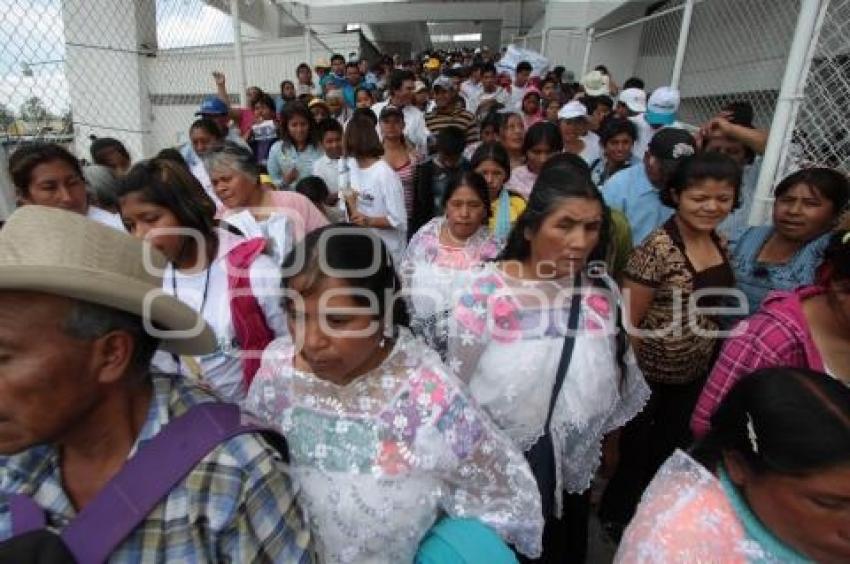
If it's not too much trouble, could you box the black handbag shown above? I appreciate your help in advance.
[524,276,582,518]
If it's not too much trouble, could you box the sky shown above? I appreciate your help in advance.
[0,0,234,117]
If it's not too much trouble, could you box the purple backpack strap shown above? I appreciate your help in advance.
[54,402,277,564]
[8,494,46,536]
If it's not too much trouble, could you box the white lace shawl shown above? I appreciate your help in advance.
[446,264,650,516]
[244,329,544,562]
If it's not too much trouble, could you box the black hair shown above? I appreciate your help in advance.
[345,61,359,71]
[516,61,533,74]
[622,77,645,90]
[599,116,638,146]
[479,108,502,134]
[442,170,491,220]
[522,121,563,155]
[280,102,319,149]
[540,78,557,90]
[774,167,849,217]
[722,100,754,127]
[280,79,295,91]
[481,63,497,76]
[351,107,378,127]
[89,137,130,165]
[355,87,374,102]
[254,93,276,112]
[8,143,83,196]
[661,152,742,209]
[499,152,605,264]
[692,367,850,475]
[330,53,345,64]
[116,159,217,248]
[436,126,466,158]
[388,69,415,94]
[470,141,511,176]
[296,62,311,77]
[281,224,409,328]
[316,117,344,140]
[154,148,189,171]
[190,117,225,139]
[594,65,610,75]
[595,95,614,109]
[821,229,850,286]
[295,175,329,208]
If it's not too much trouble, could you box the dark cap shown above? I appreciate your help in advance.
[379,105,404,121]
[648,128,697,160]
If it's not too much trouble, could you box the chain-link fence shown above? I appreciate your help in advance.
[782,0,850,174]
[1,0,366,163]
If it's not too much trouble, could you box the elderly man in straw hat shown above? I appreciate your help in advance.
[0,206,312,562]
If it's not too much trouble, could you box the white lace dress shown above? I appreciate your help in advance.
[245,329,543,563]
[447,264,650,516]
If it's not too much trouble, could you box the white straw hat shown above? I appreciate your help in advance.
[0,206,216,355]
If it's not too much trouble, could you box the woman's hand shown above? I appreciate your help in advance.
[284,168,300,185]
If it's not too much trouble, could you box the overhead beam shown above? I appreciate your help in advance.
[292,1,543,25]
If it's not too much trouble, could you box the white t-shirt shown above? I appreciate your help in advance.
[579,133,602,167]
[86,205,124,230]
[478,88,510,111]
[460,80,483,114]
[152,230,286,403]
[508,83,529,112]
[312,154,341,194]
[220,209,294,267]
[371,101,430,156]
[349,158,407,265]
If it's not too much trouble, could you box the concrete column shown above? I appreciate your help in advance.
[61,0,156,161]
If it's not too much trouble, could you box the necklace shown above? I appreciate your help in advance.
[169,263,212,375]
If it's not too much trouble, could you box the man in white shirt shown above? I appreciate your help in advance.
[460,62,484,114]
[476,63,510,116]
[508,60,533,112]
[372,69,430,156]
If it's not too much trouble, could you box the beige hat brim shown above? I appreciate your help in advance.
[0,265,217,356]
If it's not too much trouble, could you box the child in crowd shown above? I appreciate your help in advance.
[409,126,469,235]
[295,176,344,222]
[312,118,344,199]
[249,93,278,170]
[471,142,526,241]
[507,121,563,199]
[267,103,323,189]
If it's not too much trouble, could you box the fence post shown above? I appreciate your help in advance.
[581,27,594,75]
[748,0,825,227]
[304,5,312,67]
[670,0,695,89]
[230,0,247,106]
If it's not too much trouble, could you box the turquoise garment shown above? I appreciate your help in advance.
[495,189,512,241]
[718,467,811,563]
[415,518,518,564]
[732,226,830,315]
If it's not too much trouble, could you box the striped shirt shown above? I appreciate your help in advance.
[0,373,313,563]
[425,107,479,147]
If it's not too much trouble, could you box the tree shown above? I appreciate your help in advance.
[19,96,50,123]
[0,103,13,131]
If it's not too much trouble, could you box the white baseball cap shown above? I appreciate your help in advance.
[619,88,647,113]
[557,100,588,121]
[646,86,680,126]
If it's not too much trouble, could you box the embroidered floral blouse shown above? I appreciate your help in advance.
[446,264,650,516]
[402,217,502,357]
[245,329,544,563]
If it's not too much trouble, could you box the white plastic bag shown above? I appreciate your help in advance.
[496,45,550,78]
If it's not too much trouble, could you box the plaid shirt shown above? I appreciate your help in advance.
[691,286,825,439]
[0,373,313,563]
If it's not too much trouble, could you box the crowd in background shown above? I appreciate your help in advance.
[0,44,849,563]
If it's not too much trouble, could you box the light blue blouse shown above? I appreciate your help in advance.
[266,141,324,189]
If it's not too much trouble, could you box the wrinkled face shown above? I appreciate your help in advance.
[380,115,405,141]
[522,94,541,116]
[727,455,850,563]
[475,159,508,201]
[445,184,487,240]
[282,82,296,100]
[346,66,361,86]
[288,114,310,145]
[211,166,259,210]
[321,131,343,159]
[0,292,102,455]
[435,88,454,110]
[526,141,555,175]
[501,115,525,153]
[21,159,88,215]
[772,183,836,243]
[704,133,749,166]
[118,194,186,262]
[604,132,635,165]
[526,197,603,279]
[672,178,736,233]
[286,275,385,385]
[356,89,373,109]
[190,126,221,157]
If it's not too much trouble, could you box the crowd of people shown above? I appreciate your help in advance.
[0,47,848,563]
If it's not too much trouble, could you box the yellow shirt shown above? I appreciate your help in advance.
[488,193,527,235]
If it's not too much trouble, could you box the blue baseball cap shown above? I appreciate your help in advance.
[195,96,228,116]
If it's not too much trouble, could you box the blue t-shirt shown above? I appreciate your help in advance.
[602,164,673,245]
